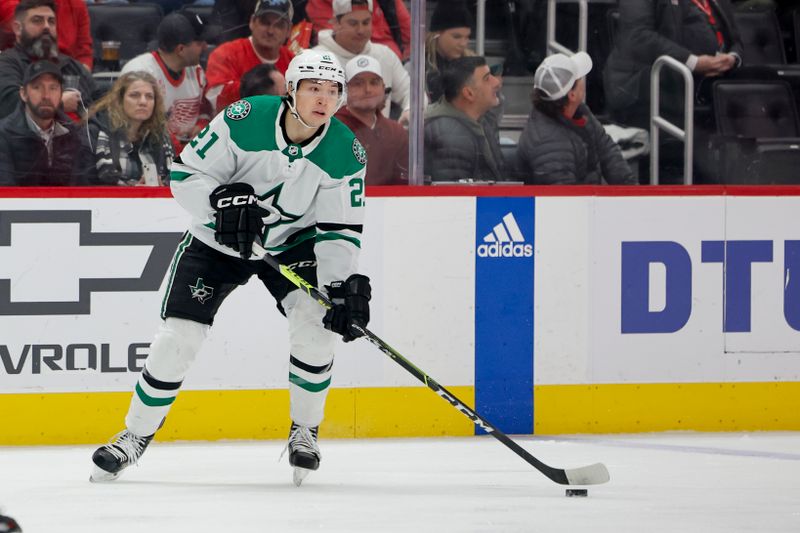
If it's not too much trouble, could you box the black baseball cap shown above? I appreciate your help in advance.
[253,0,293,20]
[157,11,220,50]
[22,60,63,86]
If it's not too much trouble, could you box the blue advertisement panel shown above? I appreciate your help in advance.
[475,197,534,434]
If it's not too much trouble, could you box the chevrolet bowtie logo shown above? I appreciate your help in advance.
[0,210,183,316]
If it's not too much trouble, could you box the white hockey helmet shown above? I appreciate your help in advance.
[285,49,346,106]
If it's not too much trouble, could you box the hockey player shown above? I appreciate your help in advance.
[90,50,370,486]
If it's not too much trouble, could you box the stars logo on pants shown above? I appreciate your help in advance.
[189,278,214,304]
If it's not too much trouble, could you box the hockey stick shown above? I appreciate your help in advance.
[257,248,610,486]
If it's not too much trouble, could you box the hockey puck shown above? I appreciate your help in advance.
[565,489,588,497]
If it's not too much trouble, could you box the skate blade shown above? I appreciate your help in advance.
[90,465,122,483]
[293,467,312,486]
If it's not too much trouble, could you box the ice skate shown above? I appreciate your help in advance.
[90,430,153,482]
[287,422,320,486]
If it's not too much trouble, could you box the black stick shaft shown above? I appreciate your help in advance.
[260,252,608,486]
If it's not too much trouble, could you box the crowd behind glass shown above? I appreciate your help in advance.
[0,0,797,187]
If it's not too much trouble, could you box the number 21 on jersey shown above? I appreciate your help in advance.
[189,125,219,159]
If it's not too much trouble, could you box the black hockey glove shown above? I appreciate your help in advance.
[323,274,372,342]
[209,183,265,260]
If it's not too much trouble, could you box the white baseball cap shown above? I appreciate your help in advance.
[533,51,593,101]
[345,55,383,82]
[333,0,373,17]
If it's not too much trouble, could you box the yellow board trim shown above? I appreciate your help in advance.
[0,386,475,445]
[534,382,800,434]
[2,382,798,445]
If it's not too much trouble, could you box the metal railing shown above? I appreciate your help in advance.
[649,55,694,185]
[546,0,588,56]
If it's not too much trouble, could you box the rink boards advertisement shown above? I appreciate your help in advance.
[0,187,798,444]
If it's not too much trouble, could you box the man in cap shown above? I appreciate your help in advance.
[0,60,94,185]
[336,55,407,185]
[424,56,505,182]
[517,52,637,185]
[314,0,410,124]
[0,0,96,120]
[122,9,217,148]
[205,0,295,113]
[306,0,410,60]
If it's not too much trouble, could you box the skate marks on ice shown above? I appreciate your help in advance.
[0,434,799,532]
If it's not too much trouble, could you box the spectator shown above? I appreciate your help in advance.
[239,63,287,97]
[86,71,175,186]
[518,52,637,185]
[122,10,216,149]
[314,0,410,123]
[336,55,407,185]
[205,0,294,112]
[0,0,97,121]
[211,0,299,42]
[0,61,94,186]
[424,0,474,103]
[424,56,505,182]
[306,0,410,60]
[3,0,93,70]
[603,0,744,129]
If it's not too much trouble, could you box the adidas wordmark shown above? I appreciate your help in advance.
[477,212,533,258]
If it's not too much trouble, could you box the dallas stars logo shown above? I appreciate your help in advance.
[189,278,214,304]
[226,100,251,121]
[258,183,302,243]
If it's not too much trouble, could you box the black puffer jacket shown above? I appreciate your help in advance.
[0,45,98,120]
[517,104,637,185]
[0,107,94,186]
[603,0,742,117]
[424,100,505,182]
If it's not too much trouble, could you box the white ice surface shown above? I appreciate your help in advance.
[1,432,799,532]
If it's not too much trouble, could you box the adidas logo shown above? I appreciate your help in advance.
[477,212,533,258]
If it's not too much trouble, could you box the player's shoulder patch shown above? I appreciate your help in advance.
[352,138,367,165]
[226,99,251,121]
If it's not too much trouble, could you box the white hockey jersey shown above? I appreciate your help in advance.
[122,52,207,141]
[170,96,367,288]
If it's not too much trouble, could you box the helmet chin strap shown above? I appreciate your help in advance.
[287,91,316,130]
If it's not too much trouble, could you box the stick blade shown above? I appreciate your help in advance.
[564,462,610,485]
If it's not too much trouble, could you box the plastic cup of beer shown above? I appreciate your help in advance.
[101,41,121,62]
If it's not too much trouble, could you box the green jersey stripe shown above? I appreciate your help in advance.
[170,170,193,182]
[315,232,361,248]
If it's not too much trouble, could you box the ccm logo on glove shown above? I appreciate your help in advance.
[215,194,258,209]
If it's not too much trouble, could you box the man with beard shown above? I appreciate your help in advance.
[205,0,295,113]
[0,0,95,120]
[0,61,94,186]
[335,55,407,185]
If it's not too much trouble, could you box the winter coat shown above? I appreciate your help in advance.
[603,0,743,117]
[314,30,410,118]
[0,45,98,120]
[0,106,94,186]
[517,104,638,185]
[424,100,505,182]
[87,112,174,186]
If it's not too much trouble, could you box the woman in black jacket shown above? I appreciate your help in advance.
[85,71,174,186]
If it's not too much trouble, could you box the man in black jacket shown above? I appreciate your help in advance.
[603,0,743,129]
[424,56,505,182]
[518,52,637,185]
[0,0,96,120]
[0,61,93,186]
